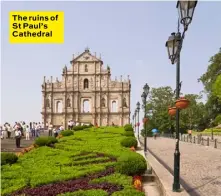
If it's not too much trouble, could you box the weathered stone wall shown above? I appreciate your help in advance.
[41,49,131,128]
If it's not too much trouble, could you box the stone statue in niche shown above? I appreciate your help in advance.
[74,78,77,88]
[123,97,127,107]
[67,98,71,107]
[46,98,50,108]
[90,78,94,88]
[101,98,106,107]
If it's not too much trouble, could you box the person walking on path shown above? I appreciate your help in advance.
[15,127,22,148]
[25,125,31,140]
[48,122,53,136]
[7,124,13,139]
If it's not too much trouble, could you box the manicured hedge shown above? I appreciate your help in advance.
[1,152,18,166]
[123,131,135,137]
[120,137,138,148]
[115,153,147,176]
[60,130,74,137]
[124,124,133,132]
[73,124,93,131]
[35,136,58,147]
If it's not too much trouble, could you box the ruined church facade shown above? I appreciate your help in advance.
[41,48,131,128]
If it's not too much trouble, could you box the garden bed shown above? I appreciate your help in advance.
[1,127,146,196]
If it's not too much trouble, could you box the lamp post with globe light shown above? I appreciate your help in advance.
[165,0,197,192]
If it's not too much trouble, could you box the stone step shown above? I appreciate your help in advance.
[142,173,155,182]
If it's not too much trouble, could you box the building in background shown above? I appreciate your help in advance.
[41,48,131,128]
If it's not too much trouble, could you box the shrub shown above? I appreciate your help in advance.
[123,131,135,137]
[1,152,18,165]
[60,130,74,137]
[35,136,58,147]
[124,124,133,132]
[73,125,91,131]
[214,115,221,126]
[115,153,147,176]
[120,137,137,148]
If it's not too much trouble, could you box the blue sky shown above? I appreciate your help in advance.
[1,1,221,124]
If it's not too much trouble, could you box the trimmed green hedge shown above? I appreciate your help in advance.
[73,124,93,131]
[1,152,18,166]
[124,124,133,132]
[35,136,58,147]
[115,153,147,176]
[123,131,135,137]
[60,130,74,137]
[120,137,137,148]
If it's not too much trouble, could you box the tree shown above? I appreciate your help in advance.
[199,48,221,93]
[180,94,206,130]
[145,86,175,133]
[213,74,221,101]
[198,48,221,126]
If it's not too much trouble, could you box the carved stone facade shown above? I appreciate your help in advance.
[41,48,131,128]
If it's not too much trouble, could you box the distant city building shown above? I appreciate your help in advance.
[41,48,131,128]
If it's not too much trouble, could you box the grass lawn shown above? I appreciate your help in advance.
[192,128,221,136]
[1,127,146,196]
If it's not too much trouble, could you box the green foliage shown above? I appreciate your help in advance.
[35,136,58,147]
[1,152,18,166]
[214,115,221,126]
[115,153,147,176]
[123,131,135,137]
[1,127,147,196]
[120,137,138,148]
[124,124,133,132]
[58,189,108,196]
[198,48,221,128]
[61,130,74,137]
[73,125,92,131]
[213,75,221,101]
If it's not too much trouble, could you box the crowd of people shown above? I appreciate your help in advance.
[0,121,46,148]
[0,120,78,148]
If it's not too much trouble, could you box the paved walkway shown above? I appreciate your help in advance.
[140,137,221,196]
[1,131,49,152]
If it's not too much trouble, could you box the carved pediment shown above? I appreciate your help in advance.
[74,49,102,63]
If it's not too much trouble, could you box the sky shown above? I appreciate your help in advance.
[1,1,221,124]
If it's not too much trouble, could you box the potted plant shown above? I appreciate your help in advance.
[168,106,177,116]
[143,118,148,124]
[175,97,190,109]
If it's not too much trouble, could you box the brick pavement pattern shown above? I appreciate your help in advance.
[142,137,221,196]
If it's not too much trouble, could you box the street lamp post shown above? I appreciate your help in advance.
[141,83,150,152]
[134,110,137,134]
[132,114,135,129]
[165,0,197,192]
[136,102,140,140]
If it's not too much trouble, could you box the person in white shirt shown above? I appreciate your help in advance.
[48,122,53,136]
[60,125,64,132]
[7,124,13,139]
[15,128,22,148]
[25,125,31,140]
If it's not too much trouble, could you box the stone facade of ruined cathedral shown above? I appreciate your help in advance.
[41,48,131,128]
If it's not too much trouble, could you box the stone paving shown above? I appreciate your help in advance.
[1,131,48,152]
[140,137,221,196]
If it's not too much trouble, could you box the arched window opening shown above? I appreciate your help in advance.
[56,101,63,113]
[101,98,106,107]
[112,101,117,112]
[123,98,127,107]
[46,99,50,108]
[84,79,89,89]
[67,98,71,107]
[83,99,90,113]
[85,64,88,72]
